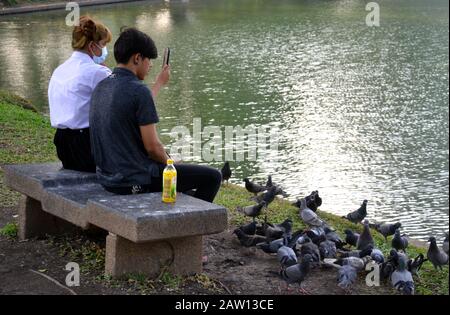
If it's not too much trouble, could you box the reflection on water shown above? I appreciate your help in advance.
[0,0,448,241]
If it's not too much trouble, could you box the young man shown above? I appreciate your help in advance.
[89,28,222,203]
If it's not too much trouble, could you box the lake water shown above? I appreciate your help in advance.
[0,0,448,241]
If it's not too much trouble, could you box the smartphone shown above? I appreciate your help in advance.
[163,47,171,67]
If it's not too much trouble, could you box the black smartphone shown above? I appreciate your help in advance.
[163,47,170,67]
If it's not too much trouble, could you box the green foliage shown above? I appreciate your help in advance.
[0,222,18,239]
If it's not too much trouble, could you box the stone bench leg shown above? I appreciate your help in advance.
[18,196,78,240]
[105,233,203,278]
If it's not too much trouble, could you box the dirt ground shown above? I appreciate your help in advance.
[0,205,395,295]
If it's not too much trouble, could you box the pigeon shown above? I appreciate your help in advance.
[374,222,402,241]
[312,190,322,207]
[221,161,232,184]
[237,221,257,235]
[337,264,358,293]
[303,231,327,246]
[389,249,409,269]
[256,238,284,254]
[407,253,427,277]
[299,237,321,263]
[335,256,366,271]
[236,202,266,221]
[319,240,337,259]
[275,218,293,237]
[255,185,285,205]
[356,220,375,251]
[344,200,368,223]
[299,198,325,227]
[392,229,408,252]
[292,193,318,212]
[344,229,360,247]
[324,227,346,249]
[233,229,267,247]
[380,261,395,280]
[370,248,385,264]
[427,236,449,270]
[262,222,284,241]
[391,255,415,295]
[337,245,373,259]
[277,244,298,269]
[279,254,313,294]
[244,178,267,196]
[443,232,449,255]
[265,175,273,188]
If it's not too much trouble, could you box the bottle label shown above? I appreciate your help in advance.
[162,171,177,203]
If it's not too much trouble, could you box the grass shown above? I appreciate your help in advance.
[0,222,18,239]
[0,92,448,295]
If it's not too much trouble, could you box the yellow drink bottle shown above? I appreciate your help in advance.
[162,159,177,203]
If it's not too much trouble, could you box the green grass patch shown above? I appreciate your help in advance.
[0,222,18,239]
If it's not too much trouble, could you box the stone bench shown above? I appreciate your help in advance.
[2,162,228,278]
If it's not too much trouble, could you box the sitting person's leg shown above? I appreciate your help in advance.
[174,164,222,203]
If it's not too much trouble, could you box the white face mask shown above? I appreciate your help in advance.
[91,43,108,64]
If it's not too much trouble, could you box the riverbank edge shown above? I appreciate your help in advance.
[0,0,147,16]
[0,92,448,295]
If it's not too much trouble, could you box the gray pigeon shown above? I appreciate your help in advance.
[299,198,325,227]
[280,254,313,294]
[335,256,366,271]
[443,232,449,255]
[344,200,368,223]
[236,202,266,221]
[299,237,321,263]
[392,229,408,252]
[356,220,375,251]
[374,222,402,241]
[256,238,284,254]
[319,240,337,259]
[324,227,346,249]
[344,229,359,247]
[337,245,373,259]
[277,245,298,269]
[391,256,415,295]
[244,178,267,195]
[370,248,385,264]
[427,236,449,270]
[337,265,358,293]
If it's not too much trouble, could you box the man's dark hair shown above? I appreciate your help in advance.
[114,27,158,64]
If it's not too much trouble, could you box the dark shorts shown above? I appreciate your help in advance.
[53,128,96,173]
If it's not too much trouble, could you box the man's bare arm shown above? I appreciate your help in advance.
[140,124,170,164]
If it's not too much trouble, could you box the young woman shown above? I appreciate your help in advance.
[48,16,112,172]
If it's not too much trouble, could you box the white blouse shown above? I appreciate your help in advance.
[48,51,111,129]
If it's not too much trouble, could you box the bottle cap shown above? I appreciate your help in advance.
[167,159,174,165]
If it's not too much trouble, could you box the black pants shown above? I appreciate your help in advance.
[103,164,222,203]
[53,128,96,173]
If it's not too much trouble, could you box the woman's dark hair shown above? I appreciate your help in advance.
[114,27,158,64]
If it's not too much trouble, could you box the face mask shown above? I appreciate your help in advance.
[92,45,108,64]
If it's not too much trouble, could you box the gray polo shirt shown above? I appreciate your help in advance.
[89,67,161,187]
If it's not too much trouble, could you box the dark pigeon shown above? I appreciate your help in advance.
[299,237,321,263]
[221,161,232,184]
[256,238,284,254]
[236,202,266,221]
[407,253,427,277]
[255,185,285,205]
[392,229,408,252]
[380,261,395,280]
[324,227,346,249]
[370,248,385,264]
[344,200,368,224]
[277,244,298,269]
[233,229,267,247]
[356,220,375,251]
[374,222,402,241]
[237,221,257,235]
[319,240,337,259]
[443,232,449,255]
[244,178,267,196]
[265,175,273,188]
[427,236,449,270]
[279,254,314,294]
[344,229,360,247]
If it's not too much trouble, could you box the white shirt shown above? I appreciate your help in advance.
[48,51,111,129]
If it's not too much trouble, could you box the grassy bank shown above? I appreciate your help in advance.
[0,92,448,295]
